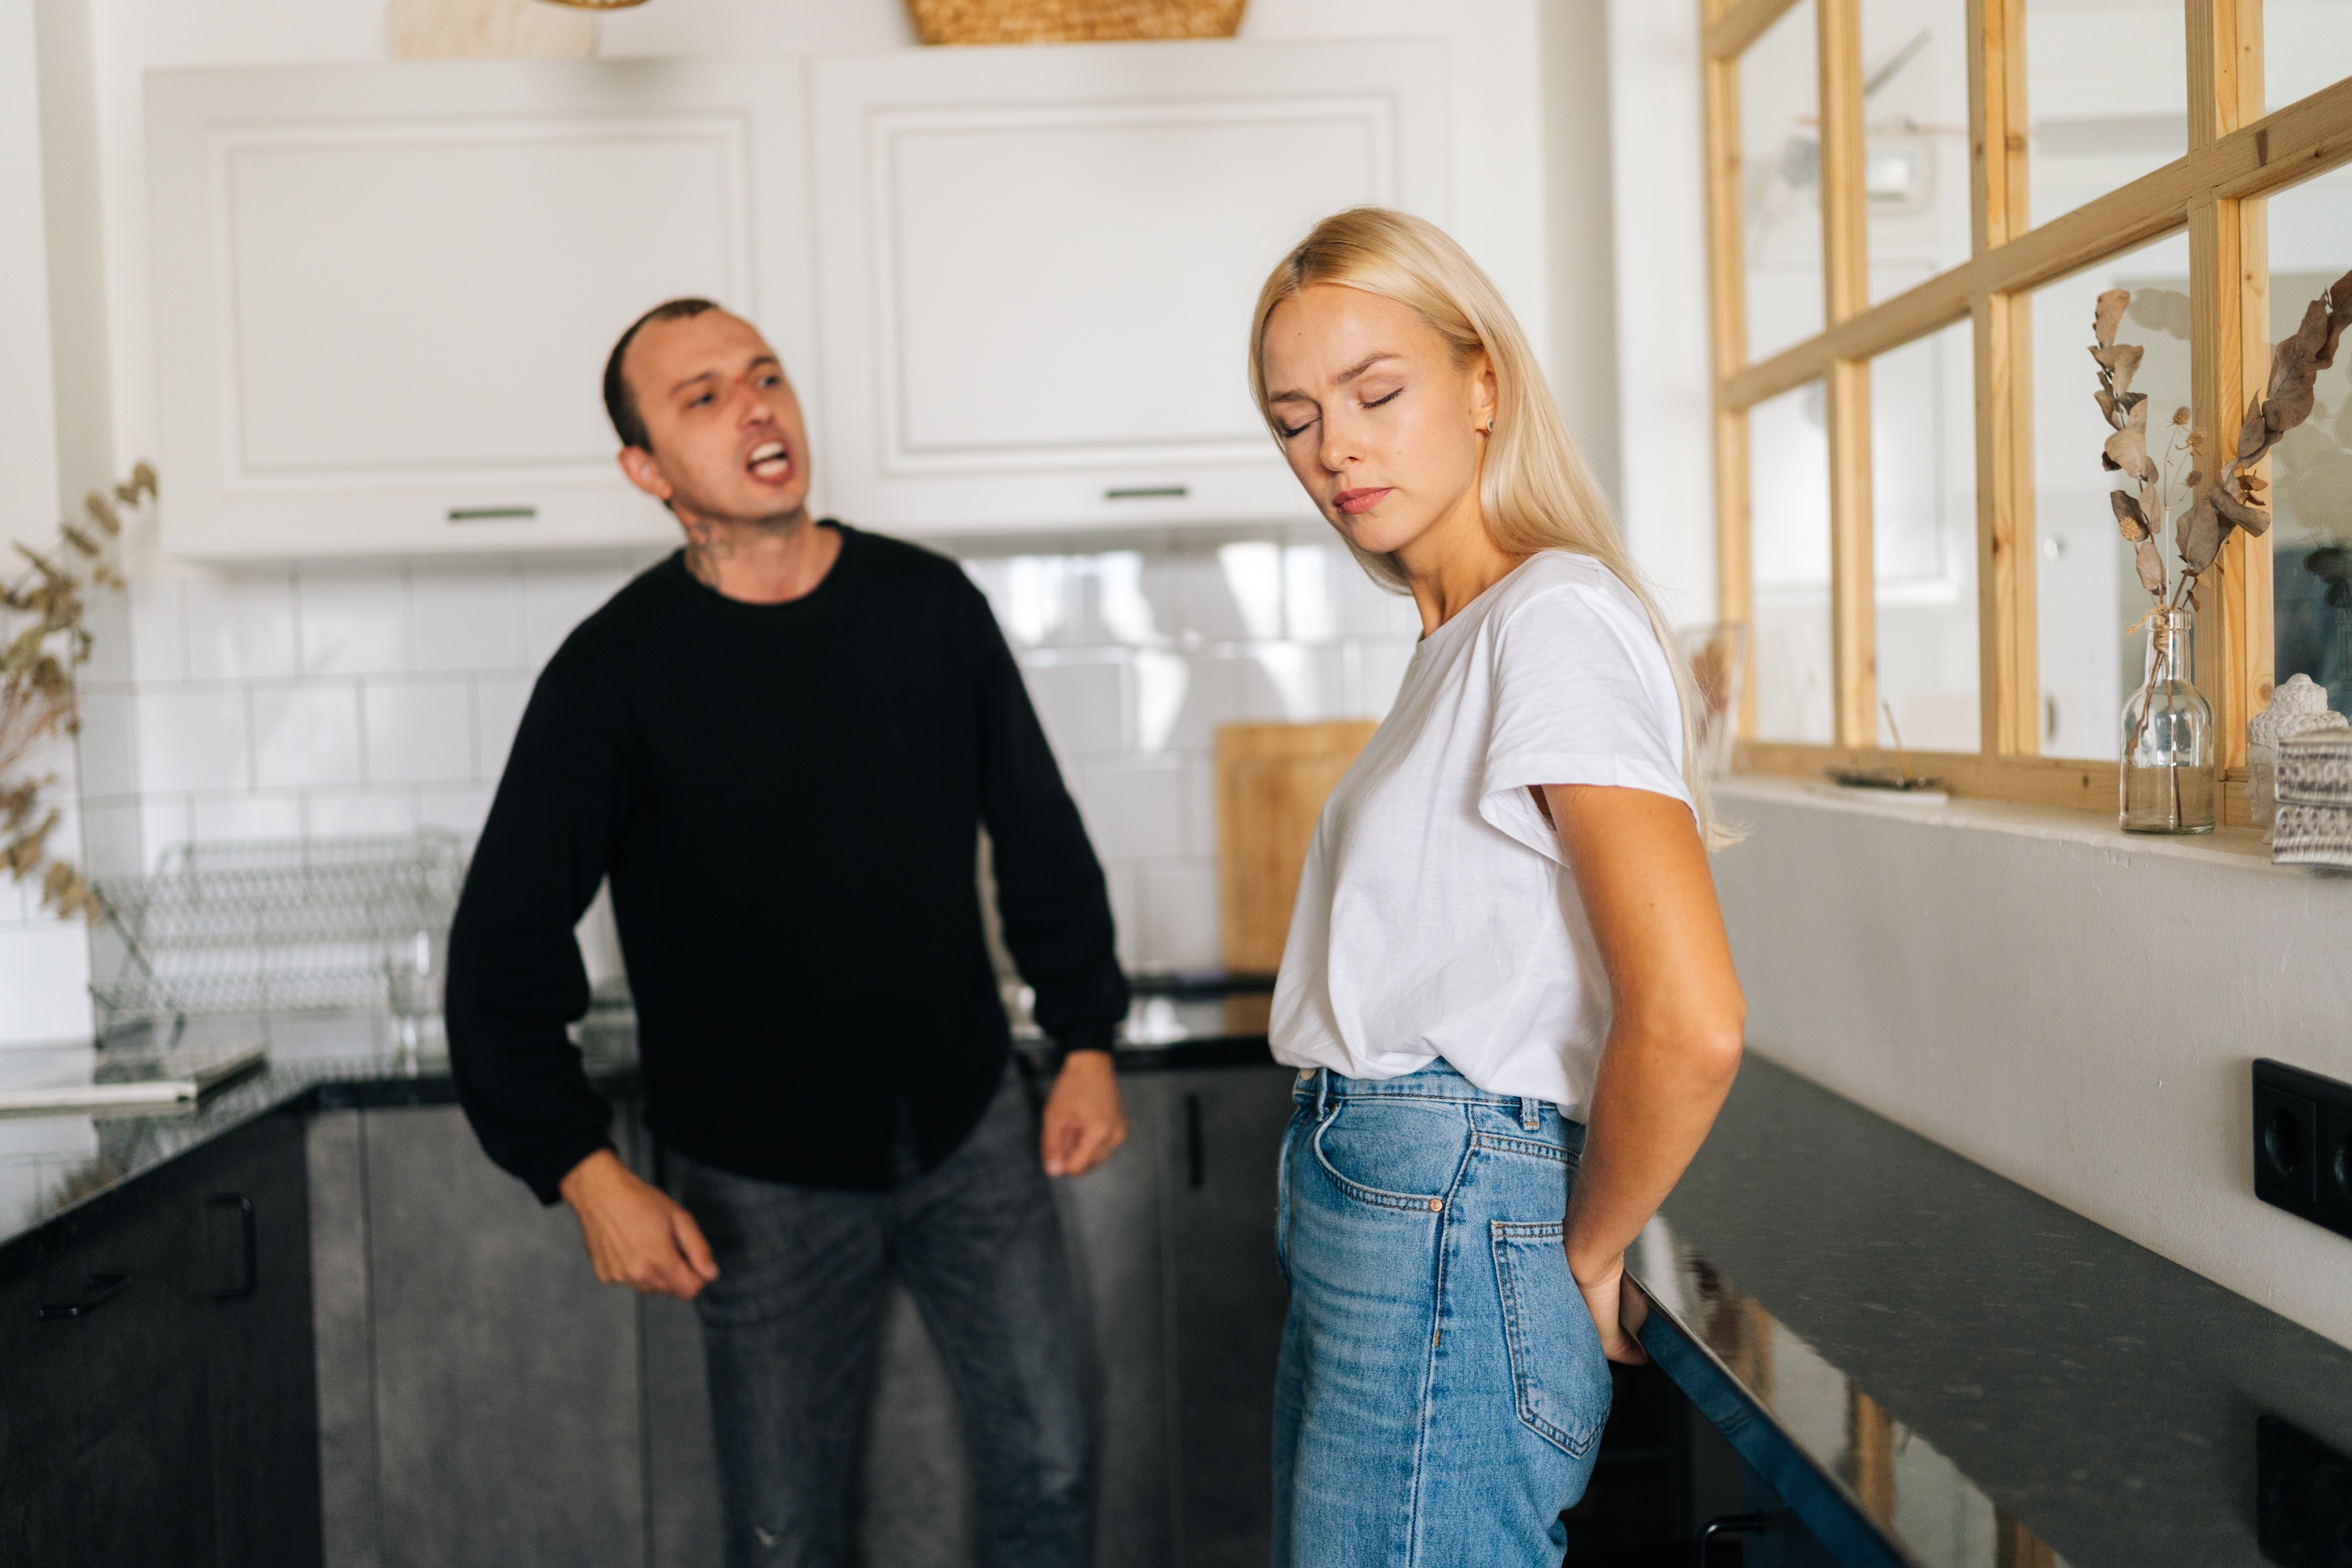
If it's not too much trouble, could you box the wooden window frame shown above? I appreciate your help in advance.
[1700,0,2352,819]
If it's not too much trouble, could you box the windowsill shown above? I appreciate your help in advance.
[1713,774,2304,877]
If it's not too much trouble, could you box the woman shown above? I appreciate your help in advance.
[1253,208,1748,1566]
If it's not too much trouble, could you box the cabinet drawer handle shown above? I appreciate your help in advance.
[1184,1093,1204,1190]
[1695,1513,1768,1563]
[447,505,537,522]
[36,1272,131,1320]
[210,1193,258,1301]
[1104,486,1187,501]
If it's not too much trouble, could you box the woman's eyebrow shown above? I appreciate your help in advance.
[1267,352,1401,405]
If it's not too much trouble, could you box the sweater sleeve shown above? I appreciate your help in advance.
[970,590,1129,1058]
[446,664,630,1203]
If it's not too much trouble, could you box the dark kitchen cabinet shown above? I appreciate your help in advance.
[1160,1065,1297,1568]
[0,1105,319,1568]
[307,1101,676,1568]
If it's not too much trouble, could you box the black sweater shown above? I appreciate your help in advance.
[446,526,1127,1202]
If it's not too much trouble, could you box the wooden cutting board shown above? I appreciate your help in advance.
[1216,719,1377,974]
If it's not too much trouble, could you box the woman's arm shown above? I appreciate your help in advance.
[1546,783,1746,1363]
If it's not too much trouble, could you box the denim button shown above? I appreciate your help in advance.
[1428,1198,1444,1212]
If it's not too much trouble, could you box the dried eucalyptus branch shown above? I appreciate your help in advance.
[2092,270,2352,619]
[1,462,154,922]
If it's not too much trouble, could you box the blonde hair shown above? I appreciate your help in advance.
[1248,207,1735,851]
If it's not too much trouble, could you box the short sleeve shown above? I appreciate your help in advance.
[1477,573,1693,863]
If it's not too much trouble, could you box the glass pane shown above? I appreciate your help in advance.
[1743,0,1826,363]
[2025,0,2187,231]
[2267,0,2352,116]
[1872,318,1980,750]
[2268,163,2352,719]
[2031,231,2193,760]
[1861,0,1973,305]
[1751,380,1835,741]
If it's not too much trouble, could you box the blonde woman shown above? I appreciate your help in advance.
[1253,209,1748,1565]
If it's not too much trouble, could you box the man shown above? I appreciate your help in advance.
[447,298,1131,1568]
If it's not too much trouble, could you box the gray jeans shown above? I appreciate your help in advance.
[664,1061,1089,1568]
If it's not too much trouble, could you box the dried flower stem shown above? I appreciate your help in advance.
[2,462,154,922]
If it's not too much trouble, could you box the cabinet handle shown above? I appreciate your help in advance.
[1695,1513,1768,1564]
[36,1272,131,1320]
[209,1193,258,1301]
[1184,1093,1205,1190]
[1104,486,1187,501]
[447,505,537,522]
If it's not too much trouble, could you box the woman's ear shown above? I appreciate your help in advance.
[1472,353,1499,434]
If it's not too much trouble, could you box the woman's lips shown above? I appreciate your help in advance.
[1334,487,1393,516]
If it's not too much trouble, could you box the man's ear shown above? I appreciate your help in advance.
[617,445,673,504]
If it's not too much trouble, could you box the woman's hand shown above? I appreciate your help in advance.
[1571,1249,1652,1365]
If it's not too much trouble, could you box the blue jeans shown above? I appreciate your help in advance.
[666,1060,1088,1568]
[1272,1061,1610,1567]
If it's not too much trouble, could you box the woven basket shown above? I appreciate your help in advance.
[905,0,1246,45]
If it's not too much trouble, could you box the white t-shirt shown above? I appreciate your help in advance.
[1267,550,1693,1116]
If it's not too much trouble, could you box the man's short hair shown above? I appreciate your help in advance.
[603,297,724,451]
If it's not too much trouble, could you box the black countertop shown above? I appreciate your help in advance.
[12,1006,2349,1568]
[0,993,1279,1262]
[1633,1054,2352,1568]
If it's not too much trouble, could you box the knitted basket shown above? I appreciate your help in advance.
[905,0,1247,44]
[2274,729,2352,869]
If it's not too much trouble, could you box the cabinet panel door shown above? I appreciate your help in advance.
[1164,1065,1296,1568]
[811,40,1448,535]
[1053,1071,1175,1568]
[146,60,813,561]
[201,1110,322,1568]
[361,1104,644,1568]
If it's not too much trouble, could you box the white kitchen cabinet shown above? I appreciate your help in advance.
[808,39,1449,538]
[145,60,814,561]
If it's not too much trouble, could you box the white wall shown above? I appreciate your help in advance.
[1,0,96,1043]
[1715,781,2352,1351]
[1603,0,1715,628]
[29,0,1553,1014]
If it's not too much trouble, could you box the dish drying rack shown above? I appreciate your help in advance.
[90,830,467,1023]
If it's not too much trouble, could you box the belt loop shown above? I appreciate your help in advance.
[1315,1069,1331,1120]
[1518,1096,1540,1131]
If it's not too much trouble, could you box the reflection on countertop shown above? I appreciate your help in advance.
[1634,1056,2352,1568]
[0,989,1278,1258]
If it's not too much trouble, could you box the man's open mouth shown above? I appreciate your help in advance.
[747,441,791,481]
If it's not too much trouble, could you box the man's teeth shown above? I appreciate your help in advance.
[748,442,788,474]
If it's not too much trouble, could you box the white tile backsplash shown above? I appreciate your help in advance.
[297,568,411,677]
[418,785,495,838]
[139,799,194,865]
[412,563,523,673]
[192,793,304,842]
[1139,859,1220,970]
[74,691,139,799]
[182,570,298,681]
[1076,759,1184,861]
[1021,656,1127,757]
[523,555,658,671]
[473,676,532,782]
[84,532,1418,975]
[305,789,419,838]
[125,578,187,684]
[363,678,474,786]
[252,685,363,789]
[136,688,250,792]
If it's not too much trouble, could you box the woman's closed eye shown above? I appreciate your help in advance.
[1360,385,1403,411]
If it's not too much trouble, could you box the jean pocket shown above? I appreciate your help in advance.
[1309,1100,1462,1214]
[1490,1221,1612,1459]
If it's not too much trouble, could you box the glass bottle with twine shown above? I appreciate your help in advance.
[2120,606,2215,833]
